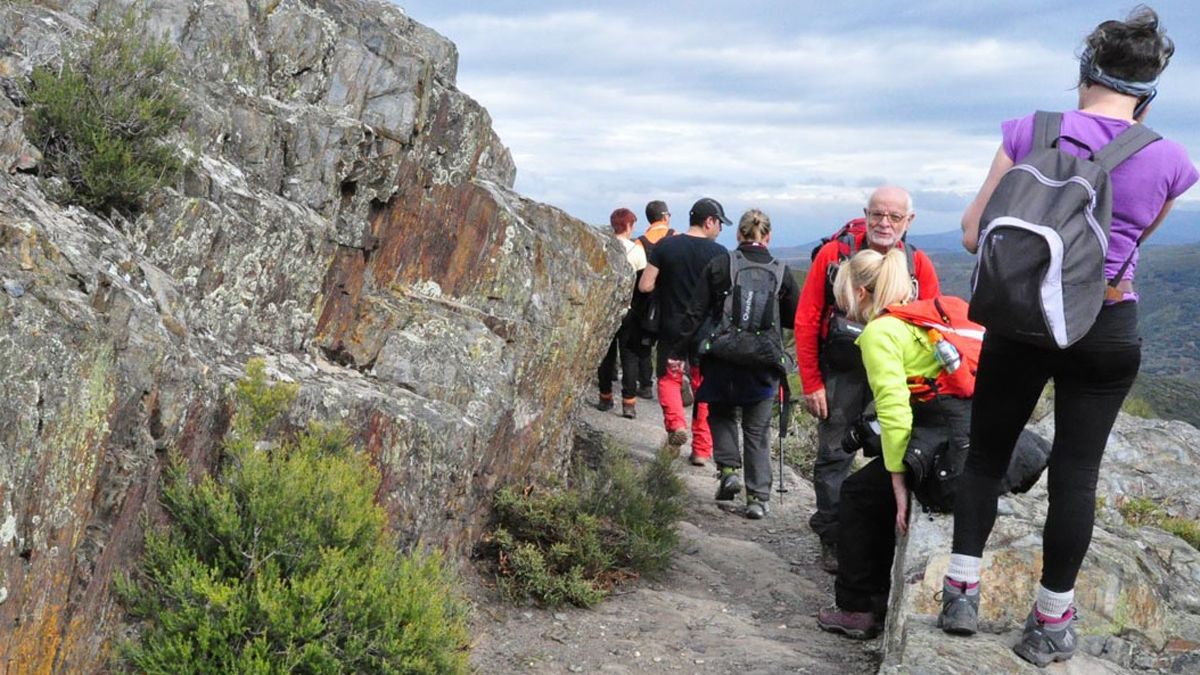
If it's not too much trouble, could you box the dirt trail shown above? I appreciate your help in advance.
[468,397,881,674]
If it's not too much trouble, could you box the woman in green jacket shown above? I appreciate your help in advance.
[815,247,972,639]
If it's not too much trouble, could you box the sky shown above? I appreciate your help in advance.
[393,1,1200,246]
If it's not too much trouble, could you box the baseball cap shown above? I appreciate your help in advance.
[689,197,731,225]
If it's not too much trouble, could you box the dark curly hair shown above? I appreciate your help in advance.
[1081,5,1174,85]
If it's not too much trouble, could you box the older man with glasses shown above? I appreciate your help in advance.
[794,185,941,573]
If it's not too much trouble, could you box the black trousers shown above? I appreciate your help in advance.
[598,325,648,399]
[952,302,1141,592]
[834,457,897,616]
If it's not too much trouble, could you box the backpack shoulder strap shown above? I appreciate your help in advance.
[1032,111,1062,151]
[1093,123,1162,172]
[636,235,649,249]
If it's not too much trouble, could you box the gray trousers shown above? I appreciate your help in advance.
[709,399,775,501]
[809,365,871,546]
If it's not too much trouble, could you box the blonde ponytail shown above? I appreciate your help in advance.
[833,248,914,323]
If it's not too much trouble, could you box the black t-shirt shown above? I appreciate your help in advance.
[647,234,726,341]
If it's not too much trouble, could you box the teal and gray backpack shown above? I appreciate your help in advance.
[969,111,1159,349]
[699,250,787,370]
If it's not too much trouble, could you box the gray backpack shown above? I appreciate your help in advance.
[969,111,1159,348]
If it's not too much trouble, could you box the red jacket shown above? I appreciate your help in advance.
[794,233,941,395]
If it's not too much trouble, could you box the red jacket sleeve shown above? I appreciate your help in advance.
[795,241,840,395]
[912,249,941,300]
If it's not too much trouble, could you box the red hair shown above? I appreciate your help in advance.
[610,208,636,233]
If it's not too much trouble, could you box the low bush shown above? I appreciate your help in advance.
[25,9,188,217]
[116,360,469,674]
[485,441,685,607]
[1116,495,1200,551]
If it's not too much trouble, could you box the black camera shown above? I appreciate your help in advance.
[842,404,882,456]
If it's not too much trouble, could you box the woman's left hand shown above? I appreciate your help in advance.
[891,472,909,536]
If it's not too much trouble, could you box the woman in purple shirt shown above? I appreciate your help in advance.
[939,7,1198,667]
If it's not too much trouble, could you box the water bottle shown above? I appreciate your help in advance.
[928,329,961,374]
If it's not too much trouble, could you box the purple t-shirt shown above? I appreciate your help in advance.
[1001,110,1198,294]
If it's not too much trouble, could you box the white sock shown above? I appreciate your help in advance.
[947,554,982,585]
[1035,585,1074,619]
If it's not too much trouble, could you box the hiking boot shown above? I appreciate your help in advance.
[817,605,880,640]
[667,429,688,447]
[597,395,614,412]
[1012,606,1078,667]
[688,451,708,467]
[637,384,655,400]
[621,400,636,419]
[715,468,742,501]
[937,577,980,636]
[745,496,770,520]
[820,541,839,574]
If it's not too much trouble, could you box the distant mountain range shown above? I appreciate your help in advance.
[778,221,1200,260]
[785,242,1200,427]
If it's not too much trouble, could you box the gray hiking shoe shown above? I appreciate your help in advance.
[1012,607,1078,667]
[745,496,770,520]
[715,469,742,501]
[937,577,980,636]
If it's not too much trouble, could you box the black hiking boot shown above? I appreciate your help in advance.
[745,496,770,520]
[715,468,742,501]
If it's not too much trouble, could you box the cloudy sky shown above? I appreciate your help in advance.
[395,1,1200,246]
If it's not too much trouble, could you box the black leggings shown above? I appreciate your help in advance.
[952,302,1141,592]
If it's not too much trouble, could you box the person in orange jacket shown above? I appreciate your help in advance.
[793,185,940,572]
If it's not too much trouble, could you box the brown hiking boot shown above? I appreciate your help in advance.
[667,429,688,447]
[621,399,636,419]
[597,394,614,411]
[688,451,708,467]
[817,605,880,640]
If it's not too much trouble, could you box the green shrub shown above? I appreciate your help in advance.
[25,9,187,217]
[1116,495,1200,551]
[486,442,685,607]
[1120,393,1156,418]
[116,359,469,674]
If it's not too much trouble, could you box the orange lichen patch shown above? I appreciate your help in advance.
[6,589,66,674]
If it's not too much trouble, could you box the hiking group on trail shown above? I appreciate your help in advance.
[592,6,1197,667]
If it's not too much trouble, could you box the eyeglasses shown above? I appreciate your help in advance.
[866,210,910,224]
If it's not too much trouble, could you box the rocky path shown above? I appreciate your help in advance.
[468,397,880,674]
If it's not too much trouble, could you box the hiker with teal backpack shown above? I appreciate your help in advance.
[941,7,1198,667]
[679,209,800,519]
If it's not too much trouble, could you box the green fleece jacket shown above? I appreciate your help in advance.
[856,315,941,472]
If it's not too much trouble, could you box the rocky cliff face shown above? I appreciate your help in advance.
[0,0,628,670]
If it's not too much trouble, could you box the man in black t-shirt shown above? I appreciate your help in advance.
[638,197,728,466]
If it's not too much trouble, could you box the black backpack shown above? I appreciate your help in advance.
[969,111,1159,348]
[632,230,674,335]
[698,250,787,370]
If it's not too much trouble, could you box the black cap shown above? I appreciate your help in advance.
[689,197,731,226]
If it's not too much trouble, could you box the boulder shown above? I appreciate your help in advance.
[0,0,628,669]
[883,413,1200,673]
